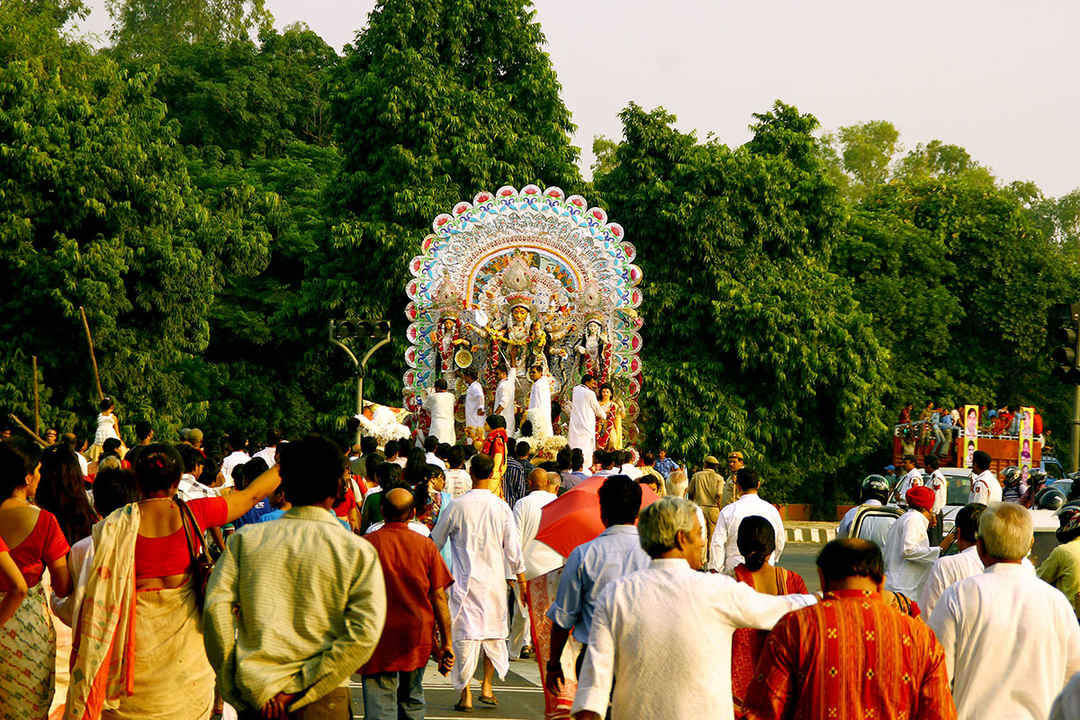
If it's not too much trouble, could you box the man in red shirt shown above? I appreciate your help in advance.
[361,487,454,719]
[743,538,956,720]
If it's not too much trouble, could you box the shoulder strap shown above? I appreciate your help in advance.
[176,497,210,564]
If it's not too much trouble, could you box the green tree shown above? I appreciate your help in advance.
[0,2,269,439]
[321,0,581,406]
[593,102,890,502]
[106,0,272,59]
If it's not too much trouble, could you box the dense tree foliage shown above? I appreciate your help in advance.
[593,103,889,501]
[321,0,581,401]
[1,0,1077,505]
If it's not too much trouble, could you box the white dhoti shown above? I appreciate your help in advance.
[450,638,510,693]
[568,385,603,471]
[528,376,553,438]
[509,584,531,657]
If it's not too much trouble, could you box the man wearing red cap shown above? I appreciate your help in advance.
[883,485,946,601]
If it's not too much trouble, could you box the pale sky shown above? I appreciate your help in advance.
[78,0,1080,197]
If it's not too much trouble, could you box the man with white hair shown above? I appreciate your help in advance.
[571,497,815,720]
[929,502,1080,720]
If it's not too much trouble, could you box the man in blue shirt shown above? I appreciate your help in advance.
[653,449,678,480]
[545,475,650,694]
[933,409,954,457]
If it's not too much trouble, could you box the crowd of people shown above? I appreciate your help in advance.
[2,396,1080,720]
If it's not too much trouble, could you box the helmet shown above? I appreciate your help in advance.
[1036,486,1067,511]
[1001,466,1020,485]
[861,475,890,504]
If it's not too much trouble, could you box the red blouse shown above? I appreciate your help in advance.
[134,498,227,580]
[0,508,70,590]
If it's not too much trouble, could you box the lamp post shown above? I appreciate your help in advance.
[329,319,392,441]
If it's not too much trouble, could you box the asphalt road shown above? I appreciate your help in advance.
[347,542,828,719]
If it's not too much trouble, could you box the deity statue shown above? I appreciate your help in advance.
[430,272,470,387]
[576,318,610,383]
[486,301,546,375]
[434,315,469,386]
[542,305,576,392]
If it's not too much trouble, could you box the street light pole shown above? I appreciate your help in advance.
[329,319,393,445]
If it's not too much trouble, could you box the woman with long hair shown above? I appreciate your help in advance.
[730,515,807,715]
[36,444,98,546]
[0,440,72,720]
[66,443,281,720]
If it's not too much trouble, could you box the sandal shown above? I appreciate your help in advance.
[479,694,498,706]
[454,701,473,712]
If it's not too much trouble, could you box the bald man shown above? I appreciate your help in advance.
[510,468,561,658]
[361,488,455,719]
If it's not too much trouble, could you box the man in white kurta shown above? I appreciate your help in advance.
[423,380,456,446]
[527,366,553,437]
[463,371,486,440]
[929,502,1080,720]
[707,469,785,574]
[430,454,526,708]
[493,367,517,437]
[883,486,940,598]
[568,376,604,470]
[572,497,815,720]
[509,469,560,656]
[919,502,983,617]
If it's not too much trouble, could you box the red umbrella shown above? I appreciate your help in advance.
[534,475,661,557]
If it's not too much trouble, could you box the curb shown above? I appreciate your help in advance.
[785,526,834,544]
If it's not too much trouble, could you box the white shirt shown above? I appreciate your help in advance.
[365,520,430,537]
[430,489,525,640]
[707,492,785,574]
[918,545,983,618]
[423,390,457,446]
[568,384,604,459]
[494,373,516,437]
[837,499,882,538]
[896,467,923,501]
[444,468,472,498]
[619,463,642,480]
[220,450,250,488]
[883,510,939,597]
[425,452,446,471]
[969,469,1002,505]
[253,446,277,467]
[572,558,816,720]
[929,562,1080,720]
[513,490,560,580]
[464,381,485,430]
[928,468,948,514]
[527,375,553,437]
[178,473,221,501]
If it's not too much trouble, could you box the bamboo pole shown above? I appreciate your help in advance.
[32,355,40,436]
[79,306,104,402]
[8,414,46,447]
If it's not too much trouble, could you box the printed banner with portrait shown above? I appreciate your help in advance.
[1018,405,1035,483]
[962,404,980,469]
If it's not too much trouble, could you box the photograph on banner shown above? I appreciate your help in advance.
[963,404,980,469]
[1019,405,1034,482]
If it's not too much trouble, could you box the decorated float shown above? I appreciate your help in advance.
[403,184,644,455]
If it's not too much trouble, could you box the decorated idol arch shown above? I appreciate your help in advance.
[403,184,644,445]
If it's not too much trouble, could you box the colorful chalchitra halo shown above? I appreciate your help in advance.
[403,185,644,444]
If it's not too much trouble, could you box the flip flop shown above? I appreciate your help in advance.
[479,695,498,706]
[454,701,473,712]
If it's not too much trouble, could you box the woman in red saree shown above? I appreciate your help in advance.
[481,415,508,498]
[730,515,807,717]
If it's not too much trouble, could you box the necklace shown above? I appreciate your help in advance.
[139,497,174,503]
